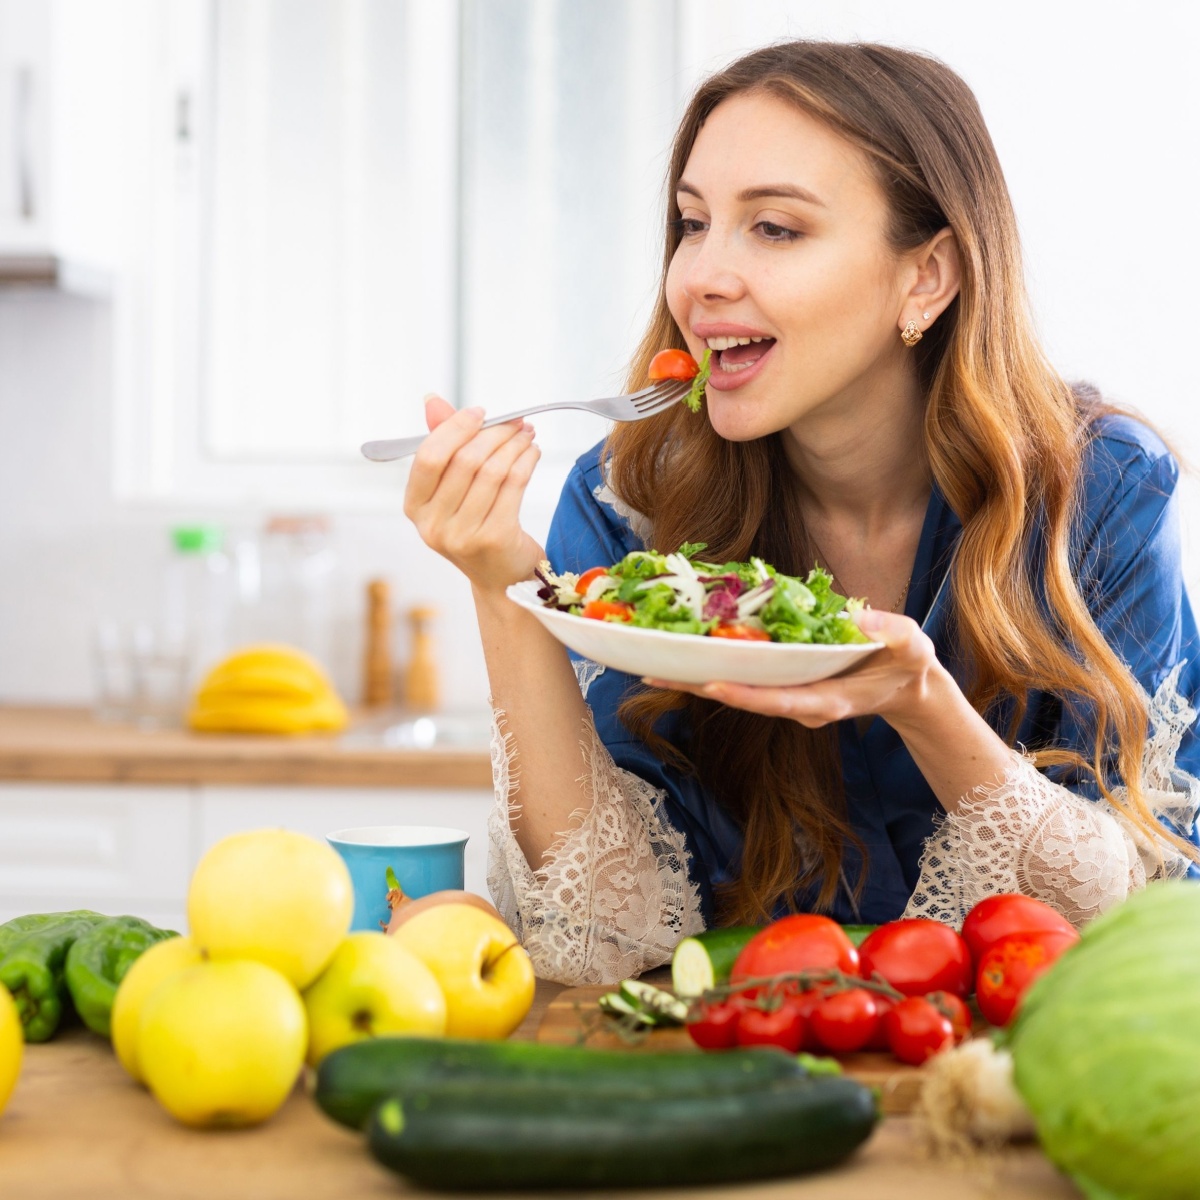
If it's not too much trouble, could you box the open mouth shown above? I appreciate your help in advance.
[707,335,776,374]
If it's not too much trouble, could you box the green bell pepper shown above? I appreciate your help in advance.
[0,911,107,1042]
[64,917,179,1037]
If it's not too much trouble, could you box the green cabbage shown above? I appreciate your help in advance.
[1009,881,1200,1200]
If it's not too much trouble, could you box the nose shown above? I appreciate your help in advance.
[676,225,746,306]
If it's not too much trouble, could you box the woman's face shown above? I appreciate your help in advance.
[666,91,917,443]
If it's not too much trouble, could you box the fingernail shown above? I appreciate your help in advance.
[423,392,439,404]
[857,608,885,634]
[702,683,723,697]
[465,406,485,419]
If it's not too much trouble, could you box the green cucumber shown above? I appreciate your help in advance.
[841,924,879,948]
[315,1036,811,1131]
[367,1074,879,1190]
[616,979,688,1024]
[671,925,760,996]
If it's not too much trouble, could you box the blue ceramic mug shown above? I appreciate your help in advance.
[326,825,469,932]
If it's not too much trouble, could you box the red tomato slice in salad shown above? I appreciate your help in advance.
[581,599,633,622]
[710,624,771,641]
[647,348,700,381]
[574,567,610,595]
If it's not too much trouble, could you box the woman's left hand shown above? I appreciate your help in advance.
[644,608,940,730]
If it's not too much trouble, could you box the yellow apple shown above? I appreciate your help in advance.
[0,983,22,1119]
[188,828,353,988]
[391,905,535,1039]
[138,959,307,1128]
[302,932,447,1066]
[111,935,205,1083]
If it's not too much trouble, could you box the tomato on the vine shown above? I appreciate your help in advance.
[809,988,879,1054]
[734,998,806,1053]
[686,999,742,1050]
[961,894,1077,965]
[581,599,633,622]
[925,990,972,1043]
[730,915,859,987]
[862,992,897,1051]
[647,348,700,381]
[885,996,955,1065]
[858,919,972,998]
[574,566,610,595]
[975,930,1077,1027]
[710,624,771,641]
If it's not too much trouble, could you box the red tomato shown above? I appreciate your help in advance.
[858,920,972,998]
[862,993,897,1051]
[735,999,806,1053]
[574,567,610,595]
[925,990,972,1043]
[885,997,955,1065]
[961,894,1077,965]
[730,915,860,987]
[975,930,1078,1027]
[647,348,700,381]
[710,624,772,641]
[581,599,633,622]
[686,999,741,1050]
[810,988,879,1054]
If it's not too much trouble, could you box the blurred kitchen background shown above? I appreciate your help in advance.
[2,0,1198,723]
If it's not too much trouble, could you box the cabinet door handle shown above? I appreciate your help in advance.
[14,64,35,220]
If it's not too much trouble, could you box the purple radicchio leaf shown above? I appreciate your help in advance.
[697,572,744,597]
[703,586,741,623]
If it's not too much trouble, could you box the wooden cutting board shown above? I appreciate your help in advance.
[537,984,945,1115]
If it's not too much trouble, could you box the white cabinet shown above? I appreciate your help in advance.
[0,0,51,254]
[0,783,195,930]
[0,781,494,933]
[198,787,493,901]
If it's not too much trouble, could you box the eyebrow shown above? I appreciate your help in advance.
[677,181,827,208]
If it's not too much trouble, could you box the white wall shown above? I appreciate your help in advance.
[1,1,1197,709]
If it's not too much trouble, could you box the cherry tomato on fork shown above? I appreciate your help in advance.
[647,348,700,381]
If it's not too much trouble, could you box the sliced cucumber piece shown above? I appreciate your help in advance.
[597,992,647,1021]
[672,926,761,997]
[618,980,688,1024]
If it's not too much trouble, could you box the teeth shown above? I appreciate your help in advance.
[705,335,769,351]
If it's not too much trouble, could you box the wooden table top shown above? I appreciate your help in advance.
[0,706,491,789]
[0,978,1079,1200]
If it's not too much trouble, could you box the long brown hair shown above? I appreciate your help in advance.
[605,41,1193,924]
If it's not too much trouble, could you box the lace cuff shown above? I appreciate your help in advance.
[905,663,1200,927]
[485,675,704,986]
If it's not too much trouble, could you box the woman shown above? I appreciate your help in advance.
[405,41,1200,985]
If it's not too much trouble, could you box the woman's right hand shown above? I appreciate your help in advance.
[404,395,544,592]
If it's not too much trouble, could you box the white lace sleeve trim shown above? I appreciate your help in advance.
[904,663,1200,927]
[485,706,705,987]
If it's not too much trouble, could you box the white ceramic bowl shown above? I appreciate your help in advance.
[505,579,882,687]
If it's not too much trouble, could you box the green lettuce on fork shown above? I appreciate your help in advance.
[535,543,870,644]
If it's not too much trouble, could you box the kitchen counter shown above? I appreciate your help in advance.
[1,978,1078,1200]
[0,706,492,789]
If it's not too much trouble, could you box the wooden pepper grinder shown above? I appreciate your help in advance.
[362,578,394,708]
[405,606,440,712]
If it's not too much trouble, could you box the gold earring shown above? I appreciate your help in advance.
[901,320,923,347]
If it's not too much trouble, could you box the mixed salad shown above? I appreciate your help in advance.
[534,544,870,644]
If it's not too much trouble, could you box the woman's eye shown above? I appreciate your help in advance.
[671,217,707,238]
[756,221,801,243]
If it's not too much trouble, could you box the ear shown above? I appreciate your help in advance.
[897,227,961,337]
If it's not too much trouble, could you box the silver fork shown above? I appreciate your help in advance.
[360,377,693,462]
